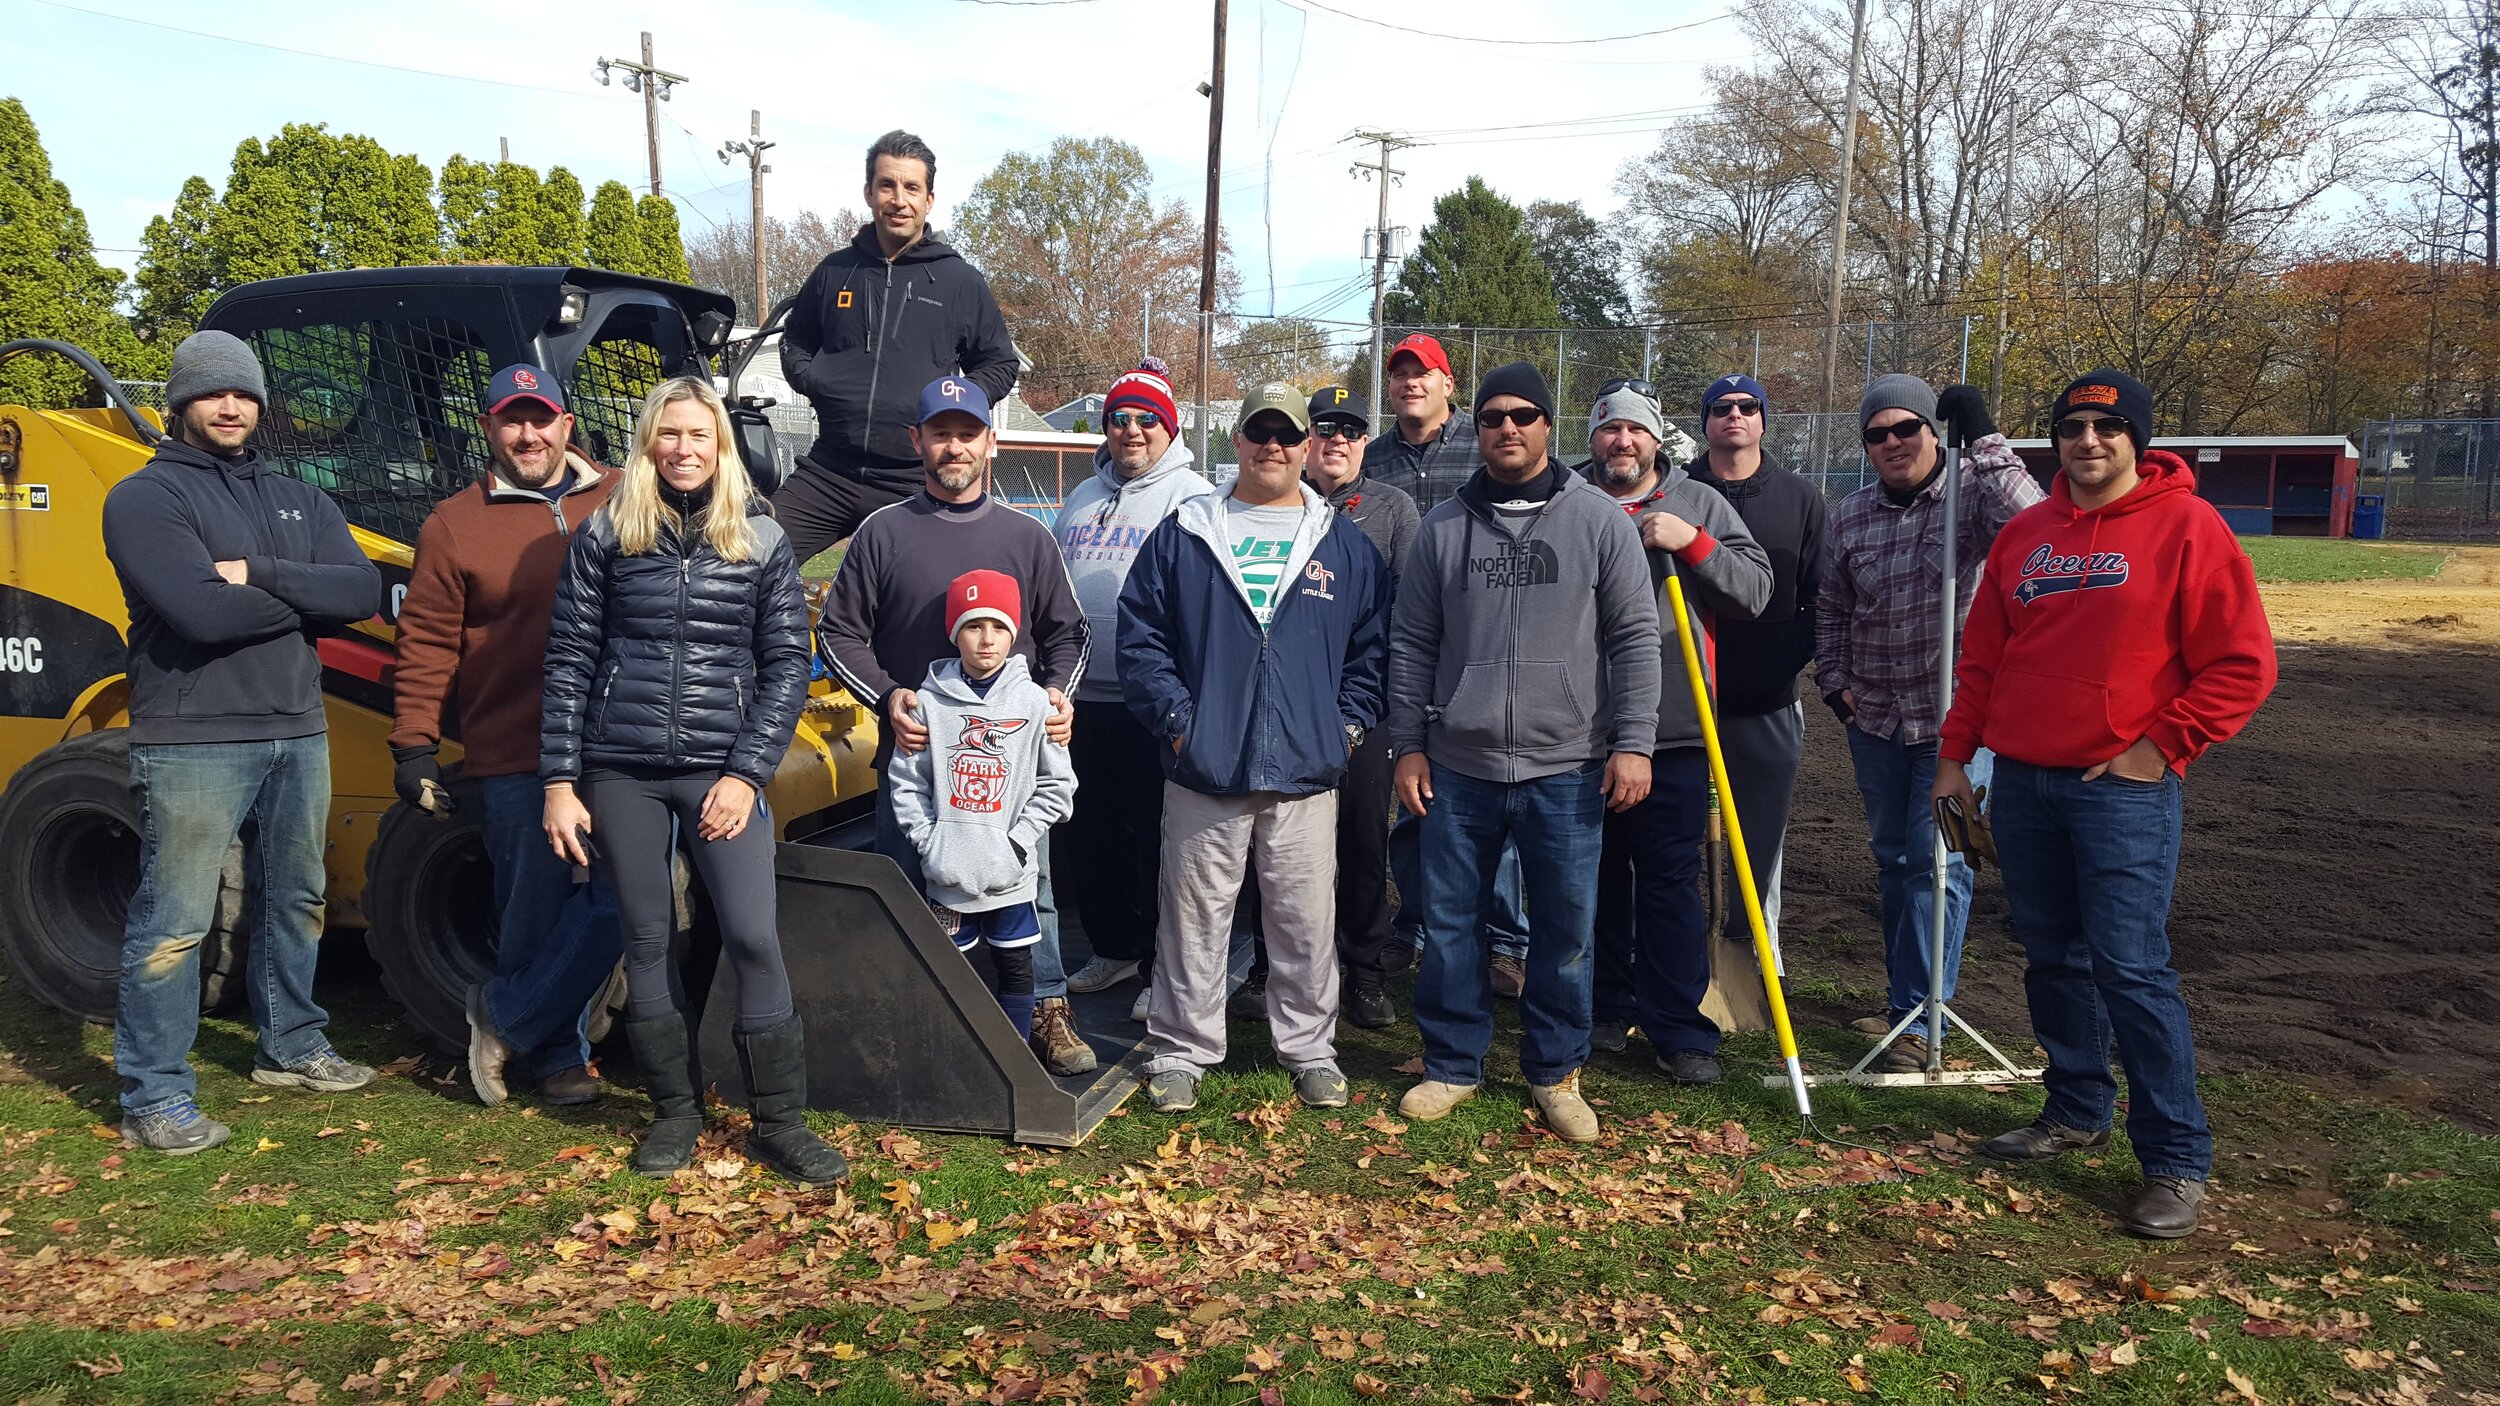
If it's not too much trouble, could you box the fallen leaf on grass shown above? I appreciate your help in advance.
[1392,1056,1425,1076]
[2223,1364,2262,1404]
[923,1217,976,1249]
[827,1344,866,1362]
[701,1157,747,1180]
[238,1096,274,1105]
[254,1137,283,1153]
[552,1145,600,1161]
[73,1354,123,1378]
[2342,1348,2397,1370]
[420,1366,463,1402]
[2107,1339,2138,1366]
[1353,1372,1392,1397]
[880,1180,919,1216]
[87,1125,118,1141]
[2227,1241,2266,1256]
[1923,1300,1966,1320]
[1572,1366,1611,1401]
[314,1127,344,1139]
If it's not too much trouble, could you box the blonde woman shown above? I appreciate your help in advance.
[539,376,845,1186]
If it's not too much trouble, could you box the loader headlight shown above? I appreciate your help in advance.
[555,286,588,329]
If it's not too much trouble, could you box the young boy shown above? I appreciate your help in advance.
[890,570,1079,1038]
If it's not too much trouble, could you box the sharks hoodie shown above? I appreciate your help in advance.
[888,654,1077,912]
[1940,450,2277,774]
[1056,440,1215,702]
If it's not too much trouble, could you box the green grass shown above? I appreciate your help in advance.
[1,967,2493,1405]
[2238,536,2450,583]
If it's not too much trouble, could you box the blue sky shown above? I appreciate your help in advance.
[10,0,1754,355]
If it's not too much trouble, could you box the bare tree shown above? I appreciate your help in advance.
[684,208,862,324]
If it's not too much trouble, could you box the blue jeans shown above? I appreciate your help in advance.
[877,775,1066,999]
[1990,759,2211,1180]
[1843,726,1990,1035]
[1392,816,1529,962]
[117,736,335,1115]
[477,773,621,1077]
[1412,761,1604,1086]
[1593,748,1714,1052]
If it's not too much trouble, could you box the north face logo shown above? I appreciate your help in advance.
[1467,539,1560,589]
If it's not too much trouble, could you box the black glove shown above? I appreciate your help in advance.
[391,744,445,812]
[1823,690,1855,727]
[1935,384,1997,449]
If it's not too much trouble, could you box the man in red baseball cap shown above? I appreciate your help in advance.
[1363,335,1477,515]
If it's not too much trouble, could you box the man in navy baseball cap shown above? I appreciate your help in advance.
[486,363,566,416]
[916,375,994,430]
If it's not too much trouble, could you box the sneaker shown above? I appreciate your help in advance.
[2120,1176,2207,1239]
[1146,1070,1199,1113]
[537,1065,601,1106]
[1066,955,1142,994]
[1871,1032,1930,1075]
[1658,1049,1723,1085]
[1590,1021,1631,1054]
[1979,1119,2111,1162]
[1294,1068,1350,1108]
[121,1099,232,1155]
[251,1046,376,1093]
[1227,978,1268,1022]
[1490,953,1527,1000]
[1130,986,1152,1023]
[1344,970,1396,1030]
[1398,1078,1477,1122]
[465,987,512,1107]
[1030,997,1098,1076]
[1528,1069,1601,1143]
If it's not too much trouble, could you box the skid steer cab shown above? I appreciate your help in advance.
[1,266,1146,1145]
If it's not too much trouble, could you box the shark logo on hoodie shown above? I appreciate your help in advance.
[949,715,1030,813]
[2013,543,2131,604]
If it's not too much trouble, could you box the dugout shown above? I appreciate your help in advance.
[2008,435,2360,536]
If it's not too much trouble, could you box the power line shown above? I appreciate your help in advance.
[1277,0,1740,47]
[19,0,604,96]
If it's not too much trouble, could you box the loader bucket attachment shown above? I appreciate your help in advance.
[695,841,1147,1147]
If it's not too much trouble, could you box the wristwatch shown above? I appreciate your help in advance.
[1345,723,1365,752]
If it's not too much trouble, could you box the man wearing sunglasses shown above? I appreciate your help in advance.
[1055,359,1215,1015]
[1386,362,1662,1142]
[1815,375,2043,1073]
[1580,380,1771,1079]
[1363,334,1479,514]
[1119,383,1391,1115]
[1301,388,1419,1029]
[1686,374,1827,982]
[1935,369,2273,1239]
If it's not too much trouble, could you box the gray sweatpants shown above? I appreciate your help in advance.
[1145,784,1341,1079]
[1717,701,1805,957]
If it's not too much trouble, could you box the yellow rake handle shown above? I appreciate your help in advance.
[1665,573,1811,1116]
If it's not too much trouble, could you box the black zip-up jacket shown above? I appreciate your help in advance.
[540,490,809,790]
[100,438,382,744]
[779,226,1020,494]
[1688,451,1829,716]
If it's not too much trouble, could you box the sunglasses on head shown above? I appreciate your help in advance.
[1598,378,1655,400]
[1474,406,1548,430]
[1861,418,1930,446]
[1106,409,1163,431]
[2053,415,2132,441]
[1240,420,1307,447]
[1310,420,1365,440]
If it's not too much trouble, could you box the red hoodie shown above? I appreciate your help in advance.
[1940,450,2276,773]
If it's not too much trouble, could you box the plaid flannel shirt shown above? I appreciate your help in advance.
[1813,433,2044,744]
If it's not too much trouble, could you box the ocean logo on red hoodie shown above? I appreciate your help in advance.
[2013,543,2131,604]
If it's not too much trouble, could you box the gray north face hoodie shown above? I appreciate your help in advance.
[1056,440,1214,703]
[888,654,1078,912]
[1385,461,1663,783]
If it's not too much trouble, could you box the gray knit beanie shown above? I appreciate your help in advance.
[1588,385,1667,445]
[1858,372,1937,438]
[165,330,269,414]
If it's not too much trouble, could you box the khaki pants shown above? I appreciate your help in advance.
[1144,784,1341,1078]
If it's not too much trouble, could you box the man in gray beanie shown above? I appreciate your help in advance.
[1814,374,2041,1072]
[99,330,384,1153]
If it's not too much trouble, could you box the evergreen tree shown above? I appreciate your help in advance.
[540,167,587,266]
[583,180,649,274]
[1383,178,1560,330]
[0,98,151,401]
[135,175,224,354]
[637,194,690,281]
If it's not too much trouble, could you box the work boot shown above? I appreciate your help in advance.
[1590,1021,1631,1054]
[537,1065,601,1106]
[624,1012,704,1176]
[1490,953,1527,1000]
[1529,1069,1601,1143]
[1344,968,1396,1030]
[733,1017,849,1187]
[1399,1078,1477,1122]
[1658,1049,1723,1085]
[465,986,512,1107]
[1871,1032,1930,1074]
[1980,1119,2112,1162]
[121,1098,231,1156]
[2120,1176,2206,1239]
[1848,1013,1893,1037]
[1032,997,1098,1075]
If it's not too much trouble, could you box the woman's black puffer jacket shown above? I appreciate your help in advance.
[540,488,809,790]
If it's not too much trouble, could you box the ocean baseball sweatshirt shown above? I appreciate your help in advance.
[888,654,1077,912]
[1385,461,1663,783]
[1939,451,2277,774]
[1055,441,1215,703]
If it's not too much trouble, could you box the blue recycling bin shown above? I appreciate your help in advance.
[2352,494,2387,540]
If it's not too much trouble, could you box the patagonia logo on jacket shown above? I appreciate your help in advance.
[2014,544,2132,604]
[1469,538,1560,589]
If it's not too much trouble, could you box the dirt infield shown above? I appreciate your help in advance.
[1780,545,2500,1130]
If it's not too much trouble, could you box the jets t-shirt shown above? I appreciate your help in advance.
[1226,498,1303,627]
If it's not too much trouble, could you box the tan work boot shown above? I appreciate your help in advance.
[1529,1068,1601,1143]
[1031,997,1097,1076]
[1398,1078,1478,1121]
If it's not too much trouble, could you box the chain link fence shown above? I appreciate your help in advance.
[2357,419,2500,540]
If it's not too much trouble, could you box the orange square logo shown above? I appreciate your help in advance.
[836,290,854,309]
[2069,384,2119,406]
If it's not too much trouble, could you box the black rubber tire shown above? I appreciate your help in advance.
[362,772,499,1054]
[0,730,247,1022]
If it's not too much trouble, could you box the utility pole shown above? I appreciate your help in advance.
[1195,1,1229,468]
[1819,0,1869,413]
[595,32,689,196]
[1143,291,1153,363]
[719,111,777,322]
[1349,130,1414,426]
[499,136,510,164]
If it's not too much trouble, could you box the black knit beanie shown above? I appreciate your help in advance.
[1474,361,1555,422]
[2050,369,2153,446]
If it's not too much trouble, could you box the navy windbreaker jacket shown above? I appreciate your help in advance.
[1116,485,1390,797]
